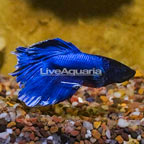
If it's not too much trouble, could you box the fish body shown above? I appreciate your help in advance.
[10,38,135,107]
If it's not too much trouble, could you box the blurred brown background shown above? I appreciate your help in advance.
[0,0,144,75]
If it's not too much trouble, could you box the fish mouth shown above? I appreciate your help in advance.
[117,68,136,83]
[127,69,136,80]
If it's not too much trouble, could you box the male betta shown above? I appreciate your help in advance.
[10,38,135,107]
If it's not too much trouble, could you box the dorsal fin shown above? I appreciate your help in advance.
[29,38,81,53]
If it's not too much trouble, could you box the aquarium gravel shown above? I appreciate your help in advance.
[0,71,143,144]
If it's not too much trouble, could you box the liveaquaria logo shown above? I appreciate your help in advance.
[40,68,102,76]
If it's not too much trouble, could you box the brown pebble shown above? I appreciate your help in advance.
[98,138,104,144]
[70,130,80,136]
[75,121,82,127]
[111,129,117,139]
[15,128,20,135]
[40,128,49,137]
[76,134,81,141]
[36,122,44,128]
[29,141,35,144]
[76,126,82,130]
[12,127,16,130]
[81,127,87,139]
[52,115,64,123]
[35,141,41,144]
[84,140,92,144]
[80,141,84,144]
[121,133,129,141]
[61,127,65,133]
[34,137,39,141]
[141,132,144,138]
[30,132,35,140]
[82,116,92,121]
[107,119,117,129]
[10,134,16,143]
[50,125,58,133]
[16,119,24,129]
[52,115,60,123]
[102,136,107,141]
[0,118,7,132]
[34,130,42,137]
[18,140,26,144]
[47,141,53,144]
[92,130,101,139]
[48,120,55,126]
[44,126,49,131]
[29,118,37,123]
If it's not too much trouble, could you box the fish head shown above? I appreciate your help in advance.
[90,56,135,87]
[100,58,136,86]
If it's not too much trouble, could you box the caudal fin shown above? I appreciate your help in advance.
[10,38,82,107]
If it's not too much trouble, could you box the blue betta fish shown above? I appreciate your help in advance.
[10,38,135,107]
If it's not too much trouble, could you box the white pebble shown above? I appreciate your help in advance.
[0,100,6,109]
[0,132,9,139]
[135,108,139,112]
[16,108,25,118]
[128,120,140,127]
[128,135,131,139]
[118,119,129,128]
[83,121,93,130]
[14,91,19,96]
[69,120,75,126]
[25,114,30,119]
[85,130,91,138]
[141,118,144,122]
[90,137,97,143]
[13,103,20,109]
[123,141,127,144]
[130,112,140,116]
[6,128,13,134]
[124,96,129,101]
[72,102,78,107]
[137,135,141,141]
[127,84,132,88]
[109,96,113,102]
[5,136,10,144]
[9,112,16,121]
[0,112,10,122]
[116,83,122,87]
[6,91,11,96]
[114,92,121,98]
[47,136,53,140]
[87,130,91,134]
[106,129,111,139]
[78,97,83,103]
[19,132,24,137]
[0,112,8,118]
[42,140,47,144]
